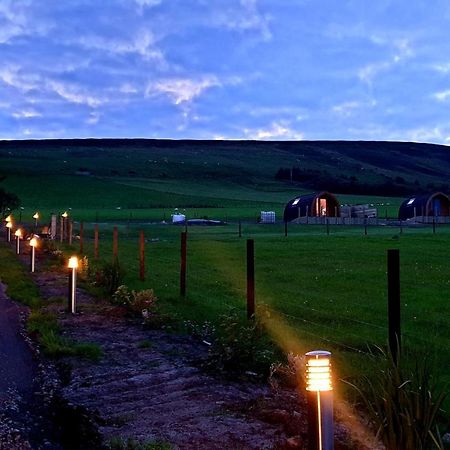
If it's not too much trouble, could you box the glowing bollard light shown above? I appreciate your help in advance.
[61,211,68,242]
[30,236,38,272]
[33,212,39,227]
[68,256,78,314]
[6,221,12,242]
[15,228,23,255]
[305,350,334,450]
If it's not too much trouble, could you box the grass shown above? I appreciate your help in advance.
[0,242,102,361]
[107,437,172,450]
[3,139,450,432]
[57,222,450,415]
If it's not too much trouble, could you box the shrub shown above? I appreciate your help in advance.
[112,285,133,307]
[347,347,447,450]
[129,289,157,315]
[205,308,277,377]
[98,258,125,295]
[111,286,158,316]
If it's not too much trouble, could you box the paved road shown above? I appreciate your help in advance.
[0,282,35,399]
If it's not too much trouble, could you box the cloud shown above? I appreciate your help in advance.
[358,38,414,86]
[77,30,166,63]
[145,76,221,104]
[0,65,41,92]
[433,89,450,102]
[213,0,272,41]
[332,100,376,117]
[12,108,41,118]
[47,80,103,108]
[242,121,304,140]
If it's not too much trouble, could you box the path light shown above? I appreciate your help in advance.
[305,350,334,450]
[29,236,38,272]
[33,212,39,227]
[68,256,78,314]
[5,214,12,223]
[15,228,22,255]
[6,221,12,242]
[61,211,68,242]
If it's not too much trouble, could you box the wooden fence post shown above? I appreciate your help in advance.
[113,226,118,260]
[139,230,145,281]
[247,239,255,319]
[79,221,84,254]
[180,231,187,297]
[94,224,99,259]
[387,249,401,362]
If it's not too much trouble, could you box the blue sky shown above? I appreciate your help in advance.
[1,0,450,143]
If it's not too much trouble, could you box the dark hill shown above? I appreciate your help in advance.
[1,139,449,196]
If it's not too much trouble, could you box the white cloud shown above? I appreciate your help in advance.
[12,108,41,118]
[243,121,304,140]
[0,65,41,92]
[332,99,376,117]
[146,76,221,104]
[358,38,414,86]
[47,81,103,108]
[119,83,139,94]
[77,30,166,63]
[134,0,161,7]
[433,89,450,102]
[213,0,272,41]
[432,63,450,74]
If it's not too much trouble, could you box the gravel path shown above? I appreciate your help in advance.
[0,282,36,449]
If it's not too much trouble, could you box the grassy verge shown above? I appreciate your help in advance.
[0,242,102,360]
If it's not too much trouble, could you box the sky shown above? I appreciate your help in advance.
[1,0,450,143]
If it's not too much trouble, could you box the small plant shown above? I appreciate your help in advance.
[112,285,133,307]
[184,320,216,342]
[130,289,158,315]
[79,255,90,279]
[205,308,277,377]
[98,258,126,295]
[111,286,158,316]
[269,353,301,391]
[346,347,447,450]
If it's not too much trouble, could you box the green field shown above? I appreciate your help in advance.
[52,223,450,399]
[1,139,449,421]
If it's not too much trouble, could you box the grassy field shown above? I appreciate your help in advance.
[2,139,449,421]
[48,222,450,402]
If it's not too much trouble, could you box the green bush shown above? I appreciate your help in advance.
[98,258,126,295]
[347,348,447,450]
[205,308,277,377]
[112,285,158,316]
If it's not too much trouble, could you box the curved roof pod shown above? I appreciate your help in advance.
[398,192,450,220]
[283,192,341,222]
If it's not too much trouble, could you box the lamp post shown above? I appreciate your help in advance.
[33,212,39,228]
[68,256,78,314]
[15,228,23,255]
[6,221,12,242]
[305,350,334,450]
[61,211,68,242]
[30,236,38,272]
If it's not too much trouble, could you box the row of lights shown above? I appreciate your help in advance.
[3,213,334,449]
